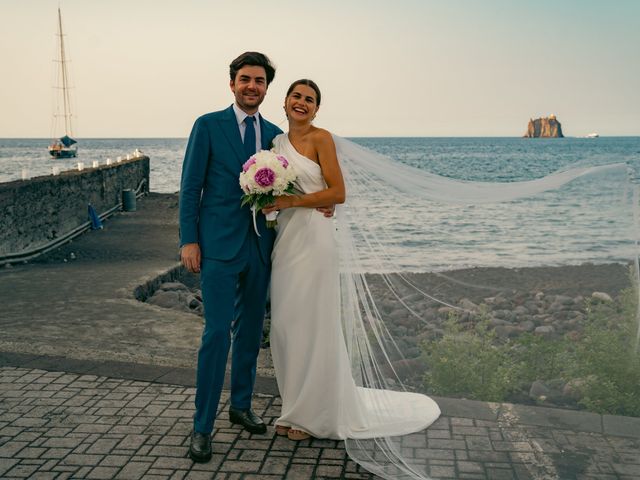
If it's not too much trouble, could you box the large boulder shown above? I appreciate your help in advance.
[534,325,555,337]
[529,379,566,403]
[592,291,613,302]
[147,290,184,310]
[523,115,564,138]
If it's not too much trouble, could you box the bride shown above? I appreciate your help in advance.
[260,79,632,480]
[262,79,441,442]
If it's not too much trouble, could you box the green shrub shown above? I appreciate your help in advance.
[567,287,640,416]
[421,279,640,416]
[509,333,571,385]
[422,312,518,402]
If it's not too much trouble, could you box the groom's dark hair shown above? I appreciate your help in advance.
[229,52,276,85]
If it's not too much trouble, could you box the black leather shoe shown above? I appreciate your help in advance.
[188,431,212,463]
[229,407,267,434]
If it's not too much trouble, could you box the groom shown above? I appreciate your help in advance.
[179,52,282,463]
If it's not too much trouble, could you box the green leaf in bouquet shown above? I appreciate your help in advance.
[240,195,255,207]
[254,193,276,210]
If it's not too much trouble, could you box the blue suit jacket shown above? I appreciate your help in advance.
[179,105,283,262]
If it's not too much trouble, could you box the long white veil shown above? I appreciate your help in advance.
[332,135,638,479]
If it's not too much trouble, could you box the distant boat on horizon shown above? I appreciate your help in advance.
[584,132,599,138]
[48,8,78,159]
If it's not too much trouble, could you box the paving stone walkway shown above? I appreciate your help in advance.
[2,363,640,480]
[0,366,375,480]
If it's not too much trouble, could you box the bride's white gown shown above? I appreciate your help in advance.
[270,133,440,440]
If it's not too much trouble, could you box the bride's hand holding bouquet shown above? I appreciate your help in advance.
[261,194,295,214]
[239,150,297,231]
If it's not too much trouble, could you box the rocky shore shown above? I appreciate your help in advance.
[362,264,633,405]
[143,262,633,409]
[147,263,630,331]
[364,263,630,342]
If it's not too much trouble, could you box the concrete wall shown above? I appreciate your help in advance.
[0,157,149,256]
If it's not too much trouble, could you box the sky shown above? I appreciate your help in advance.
[1,0,639,138]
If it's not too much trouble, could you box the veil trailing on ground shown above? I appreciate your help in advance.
[332,135,639,479]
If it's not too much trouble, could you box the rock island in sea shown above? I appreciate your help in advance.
[524,114,564,137]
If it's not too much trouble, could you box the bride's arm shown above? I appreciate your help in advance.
[264,130,345,212]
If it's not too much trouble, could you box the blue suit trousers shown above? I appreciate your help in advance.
[193,231,271,434]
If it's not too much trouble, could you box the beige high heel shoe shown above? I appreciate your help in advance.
[287,428,311,441]
[275,424,290,436]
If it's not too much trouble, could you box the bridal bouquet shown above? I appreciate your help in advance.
[239,150,297,230]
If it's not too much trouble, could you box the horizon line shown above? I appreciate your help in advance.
[2,135,640,140]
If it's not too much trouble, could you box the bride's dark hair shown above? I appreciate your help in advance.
[286,79,321,106]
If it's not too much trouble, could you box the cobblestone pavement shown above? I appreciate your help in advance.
[0,367,374,480]
[2,366,640,480]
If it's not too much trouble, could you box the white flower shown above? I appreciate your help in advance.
[239,150,296,196]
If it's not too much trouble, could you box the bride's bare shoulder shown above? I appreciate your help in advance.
[311,128,335,146]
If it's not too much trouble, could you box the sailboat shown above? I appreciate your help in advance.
[48,8,78,159]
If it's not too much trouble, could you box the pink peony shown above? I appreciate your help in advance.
[277,155,289,168]
[254,167,276,187]
[242,157,256,172]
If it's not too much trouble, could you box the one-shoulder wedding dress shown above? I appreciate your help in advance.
[270,133,440,440]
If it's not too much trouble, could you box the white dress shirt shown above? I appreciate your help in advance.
[233,103,262,154]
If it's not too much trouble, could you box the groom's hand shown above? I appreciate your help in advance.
[316,205,335,218]
[181,243,201,273]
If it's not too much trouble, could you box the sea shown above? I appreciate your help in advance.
[1,137,638,271]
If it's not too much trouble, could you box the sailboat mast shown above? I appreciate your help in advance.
[57,8,73,136]
[48,7,77,158]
